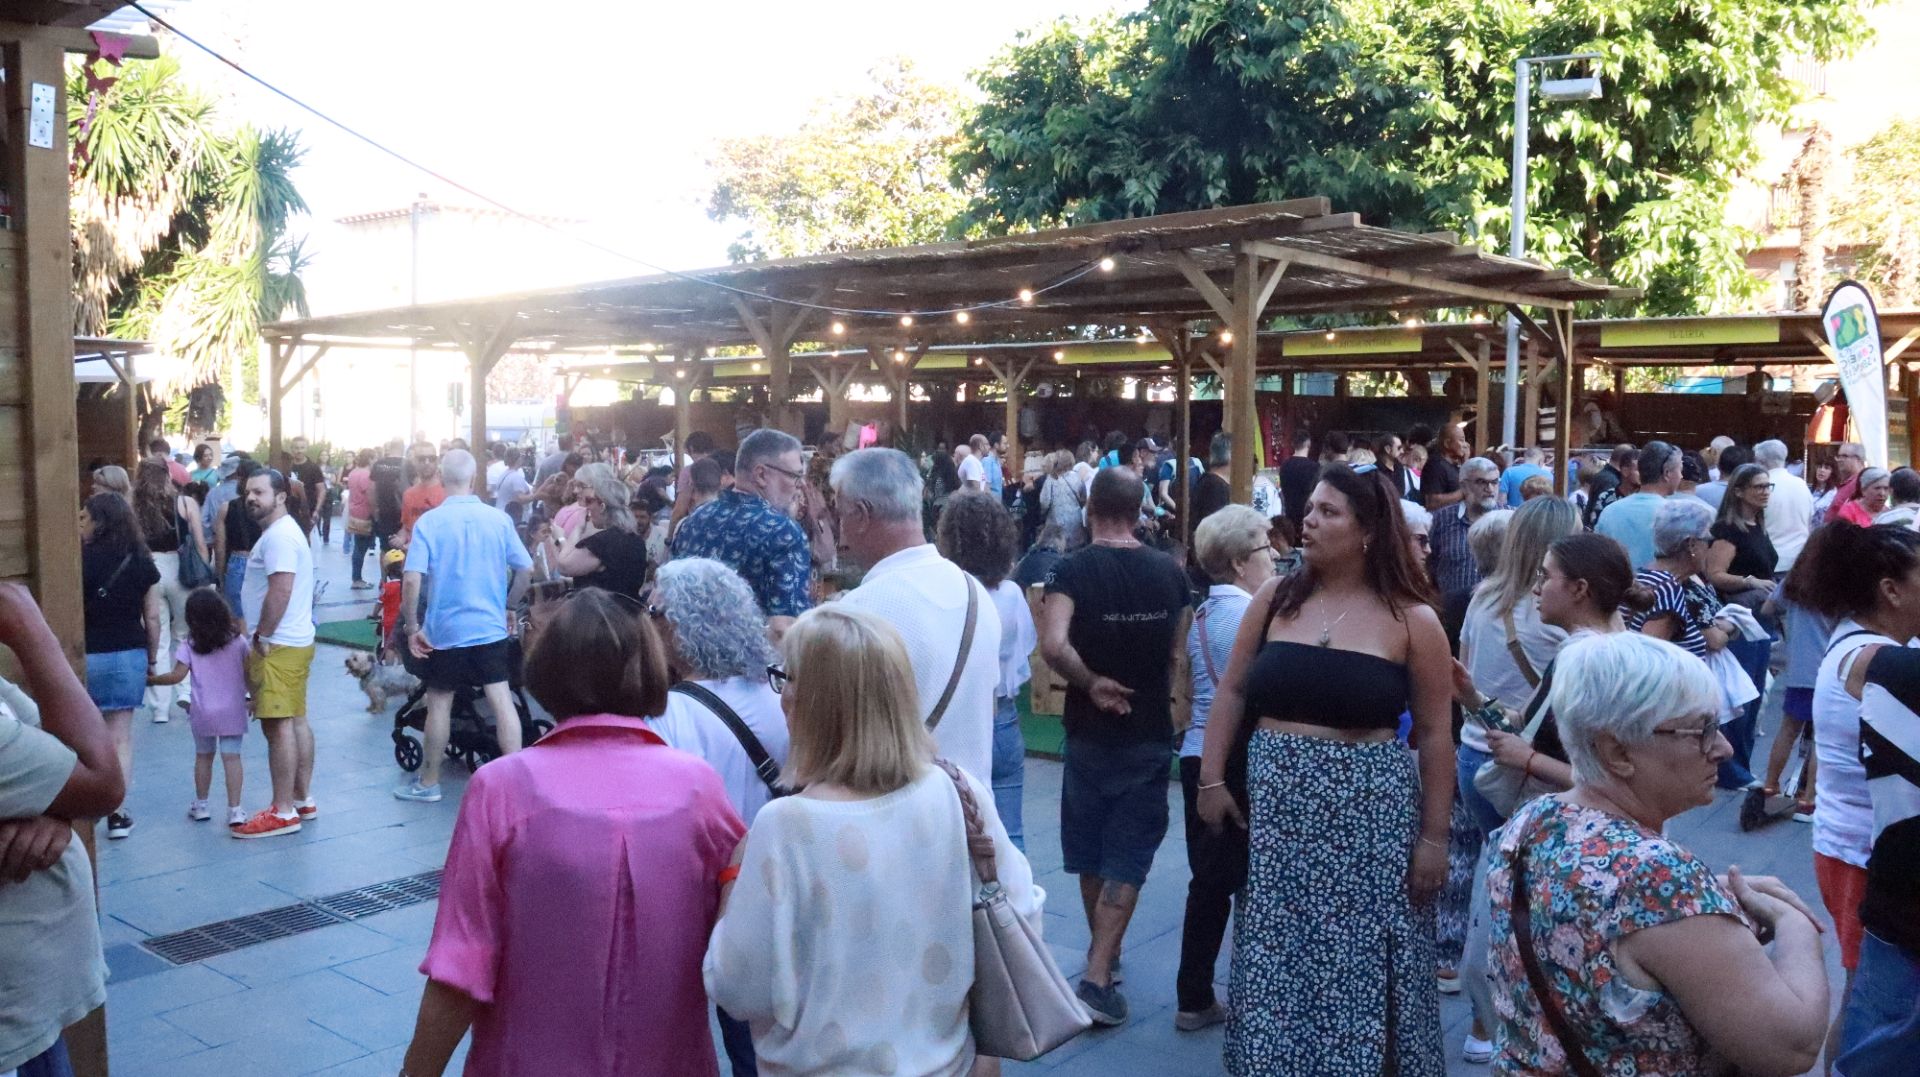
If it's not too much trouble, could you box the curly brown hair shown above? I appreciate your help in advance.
[935,490,1020,589]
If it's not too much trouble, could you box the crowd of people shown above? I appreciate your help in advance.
[2,417,1916,1077]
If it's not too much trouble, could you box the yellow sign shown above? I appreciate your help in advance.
[1598,317,1779,349]
[1282,328,1423,357]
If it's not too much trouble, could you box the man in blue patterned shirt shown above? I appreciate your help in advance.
[670,428,812,639]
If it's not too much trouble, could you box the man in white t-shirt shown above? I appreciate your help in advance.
[234,468,318,838]
[484,442,509,498]
[1755,439,1813,576]
[956,442,986,490]
[832,448,1000,786]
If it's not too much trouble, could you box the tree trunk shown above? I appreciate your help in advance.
[1793,124,1835,310]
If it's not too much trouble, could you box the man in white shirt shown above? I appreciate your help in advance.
[956,441,986,491]
[484,443,509,498]
[1756,439,1813,577]
[234,467,318,838]
[832,448,1000,786]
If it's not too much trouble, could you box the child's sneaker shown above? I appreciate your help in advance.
[294,799,318,820]
[105,812,134,839]
[187,800,211,822]
[393,781,442,803]
[230,809,301,839]
[227,806,248,828]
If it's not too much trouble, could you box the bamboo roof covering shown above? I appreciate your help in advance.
[265,199,1629,352]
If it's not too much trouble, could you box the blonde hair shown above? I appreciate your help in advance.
[1194,504,1271,582]
[780,605,934,795]
[92,464,131,500]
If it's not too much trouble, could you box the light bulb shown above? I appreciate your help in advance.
[955,310,970,324]
[830,321,845,336]
[1324,331,1337,341]
[893,350,906,363]
[899,315,914,327]
[1018,289,1034,304]
[1053,350,1065,361]
[1098,257,1116,272]
[674,369,685,379]
[1219,330,1234,344]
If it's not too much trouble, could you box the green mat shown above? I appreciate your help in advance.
[315,617,379,651]
[1018,692,1065,760]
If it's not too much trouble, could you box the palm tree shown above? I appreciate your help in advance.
[68,53,310,437]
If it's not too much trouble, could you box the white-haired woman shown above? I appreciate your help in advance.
[1625,496,1757,790]
[1487,631,1828,1076]
[1834,466,1891,528]
[542,464,648,597]
[1175,505,1274,1030]
[1400,499,1433,572]
[1040,448,1088,549]
[705,605,1039,1077]
[648,557,789,1077]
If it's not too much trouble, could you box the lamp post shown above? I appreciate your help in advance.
[1504,52,1602,450]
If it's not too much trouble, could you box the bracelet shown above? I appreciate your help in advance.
[1419,837,1447,851]
[1524,750,1538,779]
[1197,779,1227,792]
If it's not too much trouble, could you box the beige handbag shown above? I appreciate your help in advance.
[934,759,1092,1060]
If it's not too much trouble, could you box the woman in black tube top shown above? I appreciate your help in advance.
[1197,464,1454,1076]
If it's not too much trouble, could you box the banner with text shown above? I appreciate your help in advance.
[1824,281,1888,467]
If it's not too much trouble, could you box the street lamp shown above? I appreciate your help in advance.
[1504,52,1602,450]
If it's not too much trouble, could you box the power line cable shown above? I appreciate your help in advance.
[120,1,1110,321]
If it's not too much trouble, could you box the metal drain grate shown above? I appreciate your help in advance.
[141,869,443,966]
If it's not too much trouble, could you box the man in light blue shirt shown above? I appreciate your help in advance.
[1497,446,1552,507]
[1597,441,1682,569]
[1692,443,1751,512]
[396,449,532,802]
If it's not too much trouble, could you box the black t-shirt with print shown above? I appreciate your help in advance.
[576,528,650,598]
[1044,543,1190,744]
[82,542,161,655]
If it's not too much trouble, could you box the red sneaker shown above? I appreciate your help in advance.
[230,809,302,839]
[294,800,318,820]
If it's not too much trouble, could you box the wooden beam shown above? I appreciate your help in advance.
[1884,327,1920,365]
[1170,250,1236,324]
[1228,248,1260,499]
[443,320,519,453]
[121,351,138,468]
[1246,240,1577,311]
[1523,338,1542,449]
[266,338,291,460]
[1448,339,1492,452]
[278,343,332,396]
[0,20,161,58]
[1555,311,1578,495]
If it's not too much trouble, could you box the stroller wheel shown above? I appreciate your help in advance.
[394,734,423,773]
[462,748,486,773]
[529,717,553,743]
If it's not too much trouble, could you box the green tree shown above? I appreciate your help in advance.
[955,0,1871,316]
[1836,117,1920,306]
[69,53,310,434]
[707,59,975,261]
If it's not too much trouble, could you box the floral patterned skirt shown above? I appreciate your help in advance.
[1226,730,1446,1077]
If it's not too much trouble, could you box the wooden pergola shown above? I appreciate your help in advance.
[266,199,1624,501]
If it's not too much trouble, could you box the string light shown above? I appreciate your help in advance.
[1469,310,1489,324]
[893,350,907,363]
[1403,316,1422,328]
[751,362,762,372]
[1053,350,1066,361]
[1098,257,1116,272]
[899,315,914,328]
[674,369,685,379]
[1218,330,1234,345]
[955,310,970,324]
[1324,331,1338,341]
[1018,289,1034,305]
[972,357,983,366]
[830,321,846,336]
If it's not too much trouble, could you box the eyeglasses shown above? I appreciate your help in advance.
[1649,721,1720,756]
[1745,482,1775,492]
[1410,534,1431,549]
[766,664,789,695]
[761,463,805,482]
[644,602,667,621]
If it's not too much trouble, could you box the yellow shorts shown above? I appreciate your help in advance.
[249,642,314,719]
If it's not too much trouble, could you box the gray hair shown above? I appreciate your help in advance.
[573,462,616,494]
[1651,495,1715,558]
[1754,439,1788,469]
[581,465,636,533]
[1522,446,1544,464]
[737,428,802,475]
[1467,509,1514,576]
[439,448,477,488]
[1856,467,1891,499]
[1208,431,1233,469]
[1461,456,1500,482]
[1194,504,1270,582]
[653,558,778,679]
[830,448,924,523]
[1549,631,1722,784]
[1399,500,1433,534]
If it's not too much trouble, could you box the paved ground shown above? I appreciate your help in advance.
[94,532,1843,1076]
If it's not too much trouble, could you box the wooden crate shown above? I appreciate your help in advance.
[1024,582,1194,729]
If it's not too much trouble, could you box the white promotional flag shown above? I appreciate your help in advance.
[1824,280,1889,467]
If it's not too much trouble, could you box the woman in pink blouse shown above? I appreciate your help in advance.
[400,590,745,1076]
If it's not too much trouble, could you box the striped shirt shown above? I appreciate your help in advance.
[1622,568,1717,658]
[1859,645,1920,956]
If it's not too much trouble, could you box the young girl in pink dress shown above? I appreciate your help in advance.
[150,587,252,827]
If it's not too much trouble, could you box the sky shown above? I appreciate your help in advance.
[137,0,1135,309]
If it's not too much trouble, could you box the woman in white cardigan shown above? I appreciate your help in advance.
[705,604,1041,1076]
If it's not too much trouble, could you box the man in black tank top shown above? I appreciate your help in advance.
[1039,466,1191,1026]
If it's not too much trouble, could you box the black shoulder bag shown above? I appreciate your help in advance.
[670,681,788,798]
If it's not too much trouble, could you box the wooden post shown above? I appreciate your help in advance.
[1523,338,1542,449]
[808,358,859,434]
[1474,341,1492,452]
[1150,326,1197,544]
[267,338,290,460]
[871,343,927,436]
[442,322,518,453]
[99,350,139,468]
[1556,329,1579,495]
[671,355,696,463]
[732,291,823,436]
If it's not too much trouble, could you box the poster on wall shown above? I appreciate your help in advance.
[1823,280,1888,467]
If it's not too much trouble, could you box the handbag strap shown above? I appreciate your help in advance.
[670,682,785,797]
[1510,837,1607,1077]
[926,571,979,730]
[1517,661,1556,741]
[1502,608,1541,688]
[95,552,134,599]
[1195,604,1220,688]
[933,757,999,887]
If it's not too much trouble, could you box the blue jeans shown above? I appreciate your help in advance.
[1717,637,1769,789]
[20,1035,74,1077]
[716,1006,756,1077]
[1454,742,1507,837]
[1838,932,1920,1075]
[350,531,376,583]
[222,552,247,616]
[991,695,1025,852]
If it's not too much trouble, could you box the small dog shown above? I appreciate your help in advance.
[344,651,419,712]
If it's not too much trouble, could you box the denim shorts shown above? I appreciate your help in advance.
[85,648,149,711]
[1060,734,1172,887]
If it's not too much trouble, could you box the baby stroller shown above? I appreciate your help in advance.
[389,603,551,774]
